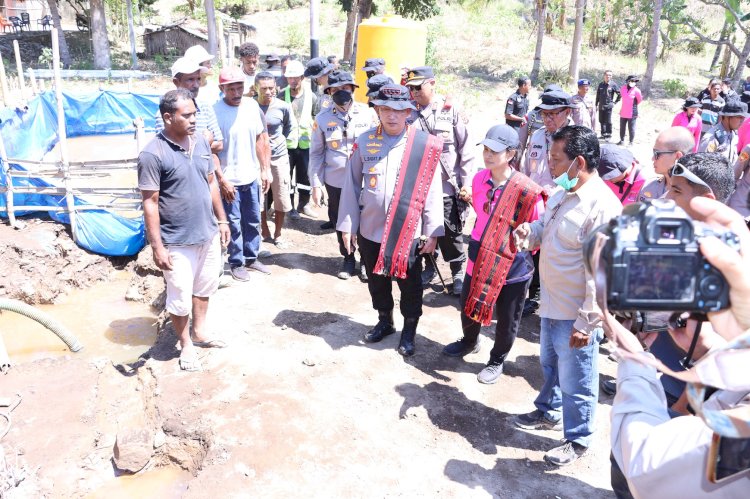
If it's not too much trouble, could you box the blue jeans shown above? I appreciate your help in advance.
[222,181,261,268]
[533,317,601,447]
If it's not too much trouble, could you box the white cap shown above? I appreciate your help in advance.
[284,60,305,78]
[170,57,208,78]
[184,45,213,64]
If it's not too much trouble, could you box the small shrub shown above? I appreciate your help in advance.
[38,47,54,69]
[663,78,688,98]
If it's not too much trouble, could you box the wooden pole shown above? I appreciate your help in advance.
[28,68,39,95]
[0,55,10,107]
[0,126,17,229]
[51,28,77,244]
[13,40,26,100]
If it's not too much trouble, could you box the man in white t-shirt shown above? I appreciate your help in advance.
[213,67,272,280]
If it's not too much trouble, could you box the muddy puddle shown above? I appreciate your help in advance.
[85,467,191,499]
[0,270,157,365]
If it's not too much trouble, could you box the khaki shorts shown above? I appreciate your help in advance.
[269,154,292,213]
[163,234,221,316]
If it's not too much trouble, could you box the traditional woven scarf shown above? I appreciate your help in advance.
[464,172,544,325]
[373,126,443,279]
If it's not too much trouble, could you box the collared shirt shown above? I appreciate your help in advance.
[619,85,642,119]
[504,90,529,128]
[595,81,620,110]
[729,144,750,216]
[671,111,702,152]
[137,133,217,246]
[611,353,750,498]
[522,122,573,195]
[409,94,476,196]
[526,174,622,333]
[309,102,376,188]
[700,95,725,133]
[337,127,444,243]
[466,168,542,281]
[637,176,668,203]
[571,93,597,130]
[604,163,656,206]
[698,122,739,164]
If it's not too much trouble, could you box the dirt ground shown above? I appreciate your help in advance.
[1,200,619,498]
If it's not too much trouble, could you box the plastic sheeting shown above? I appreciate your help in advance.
[0,90,160,256]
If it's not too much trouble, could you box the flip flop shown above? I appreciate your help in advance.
[179,353,202,372]
[273,238,290,249]
[192,338,227,349]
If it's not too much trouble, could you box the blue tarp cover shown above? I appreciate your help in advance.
[0,90,160,257]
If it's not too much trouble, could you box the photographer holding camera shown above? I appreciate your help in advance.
[594,194,750,497]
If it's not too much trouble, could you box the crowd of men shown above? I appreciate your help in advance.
[137,42,750,496]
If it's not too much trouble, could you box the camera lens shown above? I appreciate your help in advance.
[700,274,723,298]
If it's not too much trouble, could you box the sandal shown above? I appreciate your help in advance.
[192,338,227,348]
[273,237,290,249]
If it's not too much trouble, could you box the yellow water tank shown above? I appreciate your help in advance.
[354,15,427,103]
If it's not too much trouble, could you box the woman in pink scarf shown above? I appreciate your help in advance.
[671,97,702,152]
[618,75,643,145]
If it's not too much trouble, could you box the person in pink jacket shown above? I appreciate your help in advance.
[671,97,702,152]
[618,75,643,146]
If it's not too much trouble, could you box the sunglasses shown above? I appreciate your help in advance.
[483,186,502,214]
[408,83,425,91]
[541,108,567,121]
[669,163,712,192]
[652,149,677,160]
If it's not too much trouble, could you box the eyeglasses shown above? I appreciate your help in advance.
[541,109,567,121]
[483,186,502,214]
[669,163,713,192]
[652,149,677,160]
[408,83,424,92]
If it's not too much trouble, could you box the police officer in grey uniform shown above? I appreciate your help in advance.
[405,66,475,295]
[304,57,334,112]
[309,70,377,279]
[366,74,394,107]
[362,58,386,78]
[337,84,444,356]
[517,84,563,162]
[571,79,597,131]
[698,99,746,164]
[505,76,531,130]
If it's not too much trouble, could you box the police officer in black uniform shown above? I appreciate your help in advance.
[595,70,620,140]
[505,76,531,130]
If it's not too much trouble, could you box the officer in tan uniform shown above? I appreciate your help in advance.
[405,66,475,295]
[571,79,597,131]
[522,89,576,195]
[309,70,377,280]
[337,84,444,356]
[304,57,334,112]
[698,100,746,164]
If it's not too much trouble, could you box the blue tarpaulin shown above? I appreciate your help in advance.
[0,90,160,256]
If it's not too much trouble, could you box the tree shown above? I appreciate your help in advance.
[343,0,359,62]
[90,0,111,69]
[47,1,71,68]
[126,0,138,69]
[641,0,663,98]
[530,0,547,84]
[206,0,218,56]
[568,0,585,84]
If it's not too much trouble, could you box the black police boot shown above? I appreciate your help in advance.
[364,310,395,343]
[450,261,465,296]
[398,317,419,357]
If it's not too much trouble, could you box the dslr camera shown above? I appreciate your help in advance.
[585,199,740,313]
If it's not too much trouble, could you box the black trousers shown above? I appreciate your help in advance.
[289,148,310,209]
[436,195,466,263]
[610,453,635,499]
[358,234,423,318]
[460,272,530,363]
[619,117,637,143]
[599,108,613,137]
[325,183,347,257]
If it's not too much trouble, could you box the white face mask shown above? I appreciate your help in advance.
[628,82,636,88]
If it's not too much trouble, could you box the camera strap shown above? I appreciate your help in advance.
[589,232,750,438]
